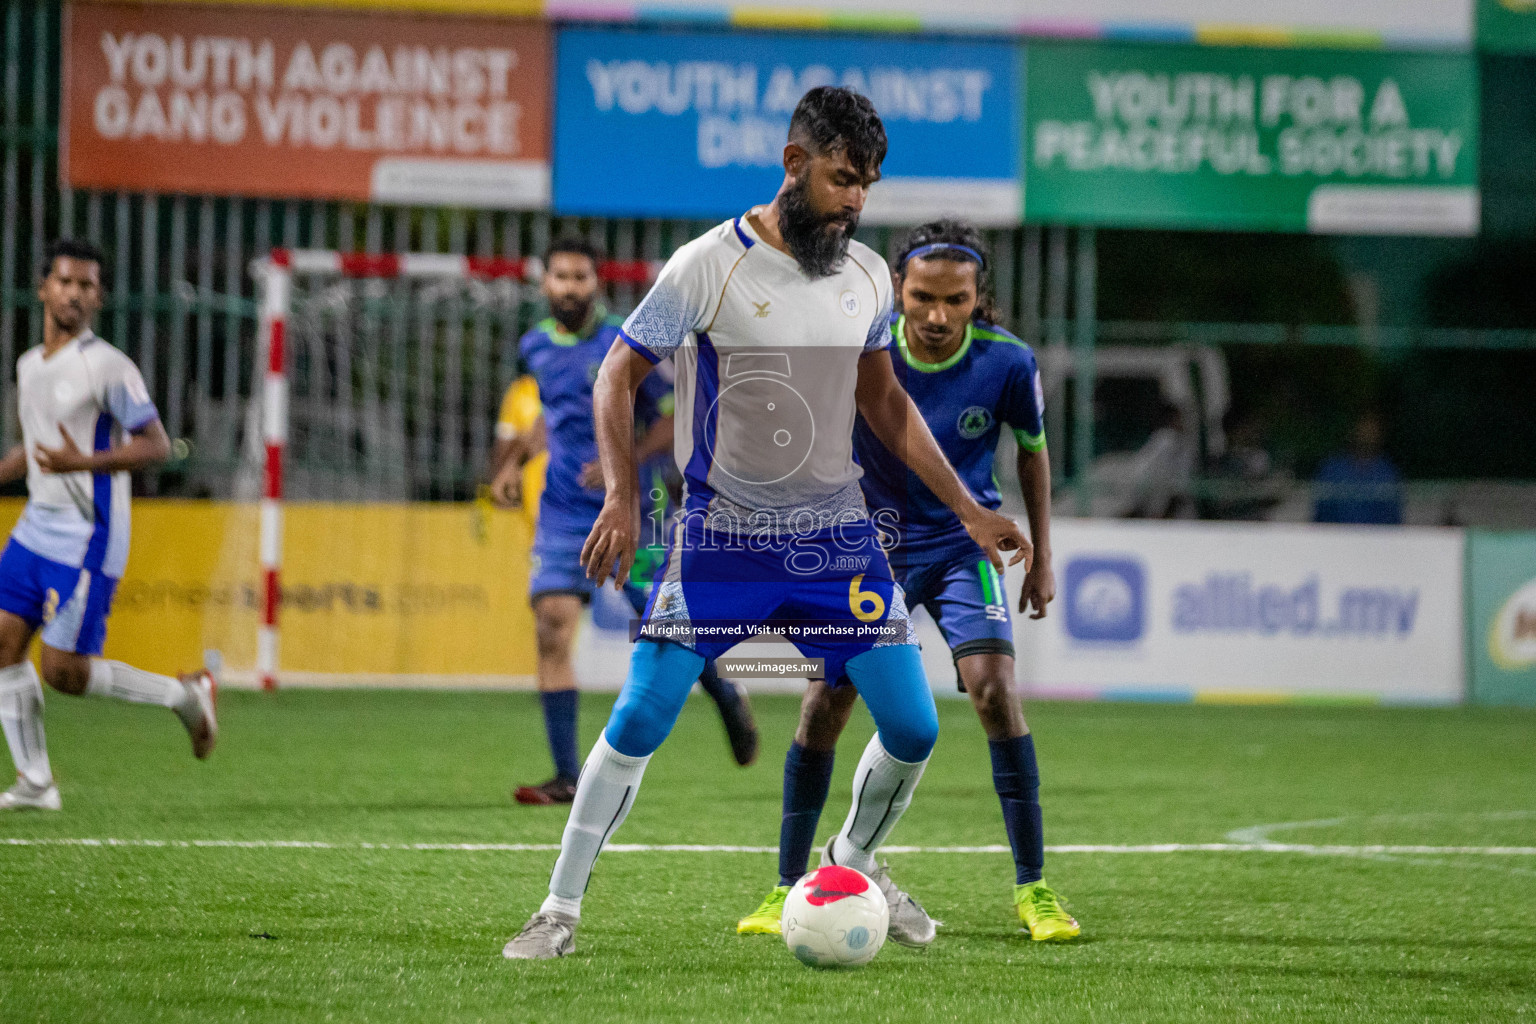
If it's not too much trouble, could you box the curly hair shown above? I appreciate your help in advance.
[788,86,887,178]
[894,219,1001,326]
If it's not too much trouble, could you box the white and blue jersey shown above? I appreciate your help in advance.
[620,214,917,681]
[521,308,671,601]
[0,330,158,654]
[853,316,1046,668]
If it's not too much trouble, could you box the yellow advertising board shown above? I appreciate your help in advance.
[0,499,536,685]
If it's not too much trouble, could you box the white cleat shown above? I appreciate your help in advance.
[176,670,218,760]
[821,837,936,948]
[502,912,577,960]
[0,776,61,811]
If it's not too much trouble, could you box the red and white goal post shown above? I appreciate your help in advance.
[251,248,659,690]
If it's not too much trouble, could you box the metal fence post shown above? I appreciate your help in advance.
[1073,227,1097,517]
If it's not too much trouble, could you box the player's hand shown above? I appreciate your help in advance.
[581,495,640,588]
[489,462,522,508]
[578,459,605,491]
[1019,559,1055,620]
[961,505,1032,575]
[35,426,94,474]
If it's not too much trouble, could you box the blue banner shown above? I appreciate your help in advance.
[553,28,1020,224]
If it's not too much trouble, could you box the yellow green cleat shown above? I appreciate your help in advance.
[736,885,791,935]
[1014,880,1081,942]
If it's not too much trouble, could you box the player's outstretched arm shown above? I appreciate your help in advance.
[580,341,656,587]
[0,444,25,485]
[1017,445,1055,619]
[34,419,170,475]
[854,352,1031,573]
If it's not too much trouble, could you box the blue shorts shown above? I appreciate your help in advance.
[529,520,648,613]
[641,516,917,684]
[889,545,1015,692]
[0,539,118,656]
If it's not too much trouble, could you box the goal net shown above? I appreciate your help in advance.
[201,248,654,689]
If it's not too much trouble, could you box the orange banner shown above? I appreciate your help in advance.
[63,2,550,207]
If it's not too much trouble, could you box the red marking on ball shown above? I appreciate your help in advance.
[803,865,870,906]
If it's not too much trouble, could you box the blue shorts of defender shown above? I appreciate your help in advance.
[529,519,649,612]
[889,545,1015,692]
[642,517,916,684]
[0,539,118,656]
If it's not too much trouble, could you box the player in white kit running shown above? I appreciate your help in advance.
[0,240,217,812]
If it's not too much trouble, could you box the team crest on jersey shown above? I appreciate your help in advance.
[957,405,993,439]
[839,290,860,317]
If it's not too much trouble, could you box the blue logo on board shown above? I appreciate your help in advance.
[1064,556,1146,643]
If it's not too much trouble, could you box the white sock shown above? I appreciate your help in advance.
[541,734,651,919]
[832,734,929,875]
[85,660,189,711]
[0,662,53,788]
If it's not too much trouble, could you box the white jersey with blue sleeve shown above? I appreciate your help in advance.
[11,331,159,577]
[619,214,894,526]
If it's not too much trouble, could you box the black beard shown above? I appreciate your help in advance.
[778,178,854,279]
[550,296,594,333]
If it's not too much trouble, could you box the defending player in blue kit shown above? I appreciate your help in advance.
[489,238,757,806]
[737,220,1080,943]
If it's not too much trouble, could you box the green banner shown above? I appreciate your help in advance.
[1467,531,1536,707]
[1023,43,1480,235]
[1478,0,1536,53]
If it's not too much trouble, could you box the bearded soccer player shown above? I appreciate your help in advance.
[502,88,1029,959]
[0,240,217,811]
[737,220,1080,942]
[490,238,758,806]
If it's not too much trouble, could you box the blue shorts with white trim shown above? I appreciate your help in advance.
[0,538,118,656]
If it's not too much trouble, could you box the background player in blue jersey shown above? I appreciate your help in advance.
[737,220,1081,942]
[489,238,756,806]
[503,89,1030,960]
[0,240,217,812]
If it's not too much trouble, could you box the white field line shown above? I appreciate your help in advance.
[3,838,1535,856]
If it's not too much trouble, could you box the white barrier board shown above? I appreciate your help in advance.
[1010,519,1464,703]
[574,519,1466,705]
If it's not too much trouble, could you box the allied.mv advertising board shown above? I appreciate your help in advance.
[63,2,551,207]
[1024,42,1480,235]
[1004,520,1465,703]
[553,28,1020,224]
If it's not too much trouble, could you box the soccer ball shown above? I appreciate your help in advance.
[782,865,889,968]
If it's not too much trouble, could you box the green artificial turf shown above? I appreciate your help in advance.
[1,690,1533,1023]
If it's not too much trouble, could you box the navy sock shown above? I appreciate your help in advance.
[779,742,836,887]
[989,734,1045,885]
[539,689,580,781]
[696,660,738,708]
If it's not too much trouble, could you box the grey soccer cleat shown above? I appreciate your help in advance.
[0,776,61,811]
[176,670,218,760]
[502,911,577,959]
[821,837,936,948]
